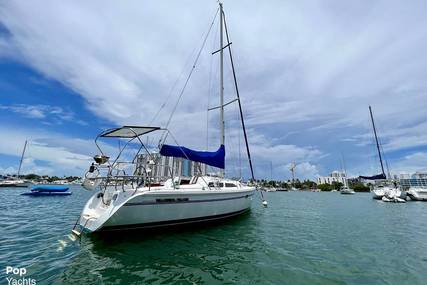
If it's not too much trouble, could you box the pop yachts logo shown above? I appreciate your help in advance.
[5,266,36,285]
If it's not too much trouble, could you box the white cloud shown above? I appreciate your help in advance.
[0,166,17,175]
[1,0,427,177]
[0,126,95,175]
[390,152,427,174]
[0,104,87,125]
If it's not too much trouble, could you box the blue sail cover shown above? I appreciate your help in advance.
[160,144,225,169]
[359,173,386,180]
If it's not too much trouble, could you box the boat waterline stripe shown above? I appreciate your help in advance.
[124,193,254,206]
[100,208,250,231]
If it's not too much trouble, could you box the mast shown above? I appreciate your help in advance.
[369,106,385,177]
[17,140,27,178]
[341,152,348,188]
[270,161,273,181]
[219,2,225,177]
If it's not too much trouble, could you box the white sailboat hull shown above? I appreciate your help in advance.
[0,179,29,187]
[340,188,355,195]
[77,186,254,233]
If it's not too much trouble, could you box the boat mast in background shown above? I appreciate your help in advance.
[289,162,296,187]
[219,2,225,177]
[17,140,27,179]
[369,106,386,178]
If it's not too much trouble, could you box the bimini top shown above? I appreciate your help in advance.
[160,144,225,169]
[100,126,161,138]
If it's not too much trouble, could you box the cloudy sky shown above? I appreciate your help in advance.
[0,0,426,180]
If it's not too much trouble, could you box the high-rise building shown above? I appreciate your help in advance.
[399,172,427,189]
[317,171,347,185]
[135,153,207,183]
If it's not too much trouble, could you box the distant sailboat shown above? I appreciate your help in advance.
[340,153,355,195]
[0,140,29,187]
[266,161,276,192]
[289,162,298,191]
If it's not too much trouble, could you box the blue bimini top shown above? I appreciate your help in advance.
[160,144,225,169]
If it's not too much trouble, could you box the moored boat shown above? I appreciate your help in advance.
[340,187,355,195]
[0,141,29,188]
[22,185,72,196]
[72,3,263,235]
[0,178,28,188]
[407,187,427,201]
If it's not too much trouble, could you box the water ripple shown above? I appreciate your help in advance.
[1,188,427,284]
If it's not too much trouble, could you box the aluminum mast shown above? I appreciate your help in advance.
[17,140,27,178]
[369,106,386,177]
[219,2,225,177]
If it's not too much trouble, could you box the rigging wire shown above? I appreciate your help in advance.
[159,8,219,146]
[149,27,211,126]
[222,10,266,204]
[206,18,219,151]
[378,136,392,179]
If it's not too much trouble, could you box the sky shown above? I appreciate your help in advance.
[0,0,427,180]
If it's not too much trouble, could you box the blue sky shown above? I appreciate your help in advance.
[1,0,427,179]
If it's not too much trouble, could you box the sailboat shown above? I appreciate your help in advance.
[0,140,28,187]
[339,153,355,195]
[359,106,401,200]
[265,161,277,192]
[289,162,298,191]
[72,3,263,235]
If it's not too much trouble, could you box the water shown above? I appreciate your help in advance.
[1,186,427,284]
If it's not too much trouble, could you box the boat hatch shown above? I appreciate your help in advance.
[100,126,161,138]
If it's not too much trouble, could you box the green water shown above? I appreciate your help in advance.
[1,186,427,284]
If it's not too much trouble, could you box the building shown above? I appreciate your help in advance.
[399,172,427,189]
[317,171,347,185]
[136,153,207,182]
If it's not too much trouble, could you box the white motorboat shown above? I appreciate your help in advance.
[73,3,263,235]
[407,187,427,201]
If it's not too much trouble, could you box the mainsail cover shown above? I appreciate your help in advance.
[160,144,225,169]
[359,173,386,180]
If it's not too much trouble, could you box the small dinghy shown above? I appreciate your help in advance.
[381,192,406,203]
[21,185,72,196]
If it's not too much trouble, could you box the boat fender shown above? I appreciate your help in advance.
[262,200,268,207]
